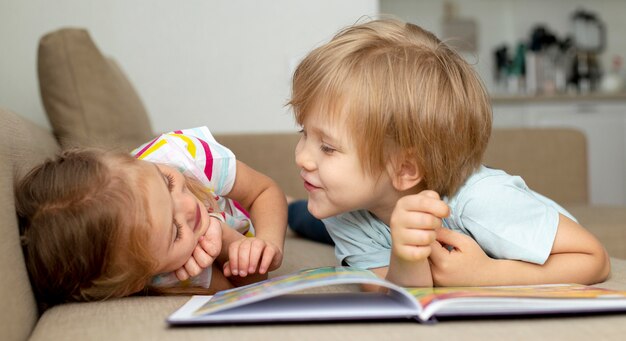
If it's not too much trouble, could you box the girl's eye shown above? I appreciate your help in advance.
[174,220,183,241]
[298,128,307,137]
[320,144,335,154]
[165,174,175,191]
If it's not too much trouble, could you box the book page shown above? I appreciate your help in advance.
[191,266,421,317]
[406,284,626,321]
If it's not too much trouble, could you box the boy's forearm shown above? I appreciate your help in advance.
[386,254,433,287]
[477,252,610,286]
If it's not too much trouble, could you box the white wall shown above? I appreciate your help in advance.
[381,0,626,93]
[0,0,378,133]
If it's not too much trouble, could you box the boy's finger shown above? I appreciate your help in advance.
[421,190,441,200]
[400,193,450,218]
[394,244,431,261]
[428,239,450,264]
[435,227,469,249]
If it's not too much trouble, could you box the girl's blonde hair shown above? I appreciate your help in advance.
[290,18,492,197]
[15,148,217,307]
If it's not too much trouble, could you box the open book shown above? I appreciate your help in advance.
[167,266,626,325]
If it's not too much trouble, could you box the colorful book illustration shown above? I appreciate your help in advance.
[167,266,626,325]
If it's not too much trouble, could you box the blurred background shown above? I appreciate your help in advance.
[1,0,625,205]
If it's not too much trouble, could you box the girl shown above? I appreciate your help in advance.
[16,126,287,307]
[289,18,610,288]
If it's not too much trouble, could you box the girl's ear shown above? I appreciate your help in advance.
[388,157,422,192]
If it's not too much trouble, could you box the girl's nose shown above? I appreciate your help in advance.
[172,189,196,223]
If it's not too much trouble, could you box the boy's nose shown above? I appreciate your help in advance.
[295,141,315,171]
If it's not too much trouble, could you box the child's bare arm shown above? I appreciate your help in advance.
[218,224,268,285]
[430,215,611,286]
[383,190,449,288]
[225,160,287,276]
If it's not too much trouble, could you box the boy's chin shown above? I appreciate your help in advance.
[306,201,334,220]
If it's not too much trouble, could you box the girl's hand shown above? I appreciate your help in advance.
[222,237,283,277]
[174,215,224,281]
[390,190,449,262]
[429,227,493,286]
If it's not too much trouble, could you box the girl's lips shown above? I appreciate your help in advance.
[193,203,201,232]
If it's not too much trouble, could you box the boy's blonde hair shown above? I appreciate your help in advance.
[15,148,217,307]
[290,18,492,197]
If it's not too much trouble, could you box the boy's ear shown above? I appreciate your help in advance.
[389,157,422,191]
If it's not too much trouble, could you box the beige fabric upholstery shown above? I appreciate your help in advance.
[37,28,154,151]
[215,133,305,199]
[0,108,60,341]
[484,128,589,205]
[26,256,626,340]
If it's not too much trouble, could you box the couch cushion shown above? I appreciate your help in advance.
[38,28,154,151]
[566,205,626,259]
[28,251,626,340]
[215,133,306,199]
[484,128,588,205]
[0,108,60,341]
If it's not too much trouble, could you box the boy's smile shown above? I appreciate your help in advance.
[294,113,399,224]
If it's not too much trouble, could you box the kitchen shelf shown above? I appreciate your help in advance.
[491,92,626,104]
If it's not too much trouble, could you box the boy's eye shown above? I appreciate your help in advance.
[174,220,183,241]
[320,144,336,154]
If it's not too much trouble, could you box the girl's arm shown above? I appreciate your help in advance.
[224,160,288,276]
[430,214,611,286]
[218,224,269,286]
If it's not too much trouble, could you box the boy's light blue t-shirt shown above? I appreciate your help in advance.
[323,165,575,270]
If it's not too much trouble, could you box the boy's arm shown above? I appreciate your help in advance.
[369,191,449,288]
[225,160,288,275]
[430,214,611,286]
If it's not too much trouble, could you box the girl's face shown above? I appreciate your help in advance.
[138,161,220,275]
[294,111,400,224]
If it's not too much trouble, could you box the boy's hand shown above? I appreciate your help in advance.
[429,227,492,286]
[222,237,283,277]
[389,190,450,262]
[174,215,224,281]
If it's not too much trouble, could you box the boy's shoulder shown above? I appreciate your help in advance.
[449,165,529,204]
[461,165,525,190]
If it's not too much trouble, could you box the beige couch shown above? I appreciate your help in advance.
[3,28,626,340]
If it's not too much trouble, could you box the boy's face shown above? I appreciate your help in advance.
[138,161,220,275]
[295,111,397,221]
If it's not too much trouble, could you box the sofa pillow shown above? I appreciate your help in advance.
[38,28,154,151]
